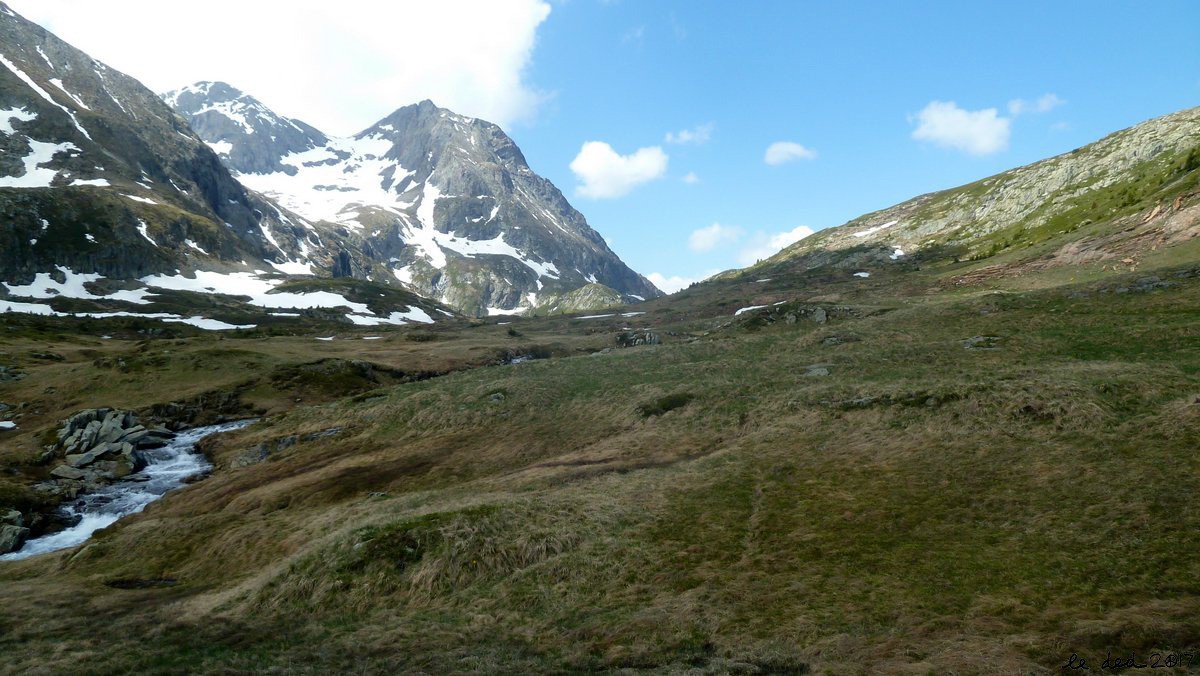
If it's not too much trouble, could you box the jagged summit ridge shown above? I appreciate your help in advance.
[163,81,328,175]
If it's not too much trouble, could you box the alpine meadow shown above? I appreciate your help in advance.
[1,2,1199,673]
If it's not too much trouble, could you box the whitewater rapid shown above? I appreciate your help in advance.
[0,419,254,561]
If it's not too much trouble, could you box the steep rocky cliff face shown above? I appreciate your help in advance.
[166,83,662,316]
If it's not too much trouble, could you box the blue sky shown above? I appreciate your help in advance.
[506,1,1200,290]
[13,0,1200,292]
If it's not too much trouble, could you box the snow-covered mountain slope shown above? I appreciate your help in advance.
[166,83,662,316]
[0,3,446,329]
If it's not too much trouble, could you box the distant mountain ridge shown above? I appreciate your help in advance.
[165,82,662,316]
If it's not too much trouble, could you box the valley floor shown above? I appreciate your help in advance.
[2,255,1200,674]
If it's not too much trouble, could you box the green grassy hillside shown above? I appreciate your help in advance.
[3,249,1200,671]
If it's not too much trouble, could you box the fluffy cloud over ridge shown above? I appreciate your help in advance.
[688,223,743,252]
[1008,93,1065,116]
[910,100,1010,156]
[665,123,714,145]
[737,225,815,265]
[764,141,817,165]
[569,142,669,199]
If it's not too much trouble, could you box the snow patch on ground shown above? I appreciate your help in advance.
[168,316,253,330]
[136,220,155,245]
[0,298,252,331]
[734,305,768,316]
[0,52,90,139]
[268,260,314,275]
[48,78,89,110]
[346,307,433,325]
[0,136,78,188]
[854,271,871,278]
[0,106,35,134]
[141,270,372,313]
[853,220,898,238]
[184,239,208,255]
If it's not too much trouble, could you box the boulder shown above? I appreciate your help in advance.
[91,459,134,480]
[51,465,87,481]
[1,509,21,527]
[616,331,661,347]
[117,424,146,442]
[137,428,176,449]
[963,335,1002,350]
[65,449,102,468]
[97,411,126,444]
[803,364,832,377]
[0,524,29,554]
[80,420,102,450]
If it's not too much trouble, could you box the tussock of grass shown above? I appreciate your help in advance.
[638,392,696,418]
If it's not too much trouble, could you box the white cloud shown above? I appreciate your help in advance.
[681,172,700,184]
[569,141,668,199]
[764,141,817,165]
[647,272,696,294]
[7,0,552,135]
[688,222,743,252]
[910,101,1010,156]
[665,123,714,145]
[737,225,815,265]
[1008,93,1065,116]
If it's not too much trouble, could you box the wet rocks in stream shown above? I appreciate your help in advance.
[40,408,176,492]
[0,510,28,555]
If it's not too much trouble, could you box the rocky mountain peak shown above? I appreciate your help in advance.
[168,88,661,316]
[163,80,327,175]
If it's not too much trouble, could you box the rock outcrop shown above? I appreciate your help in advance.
[616,331,660,347]
[41,408,175,489]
